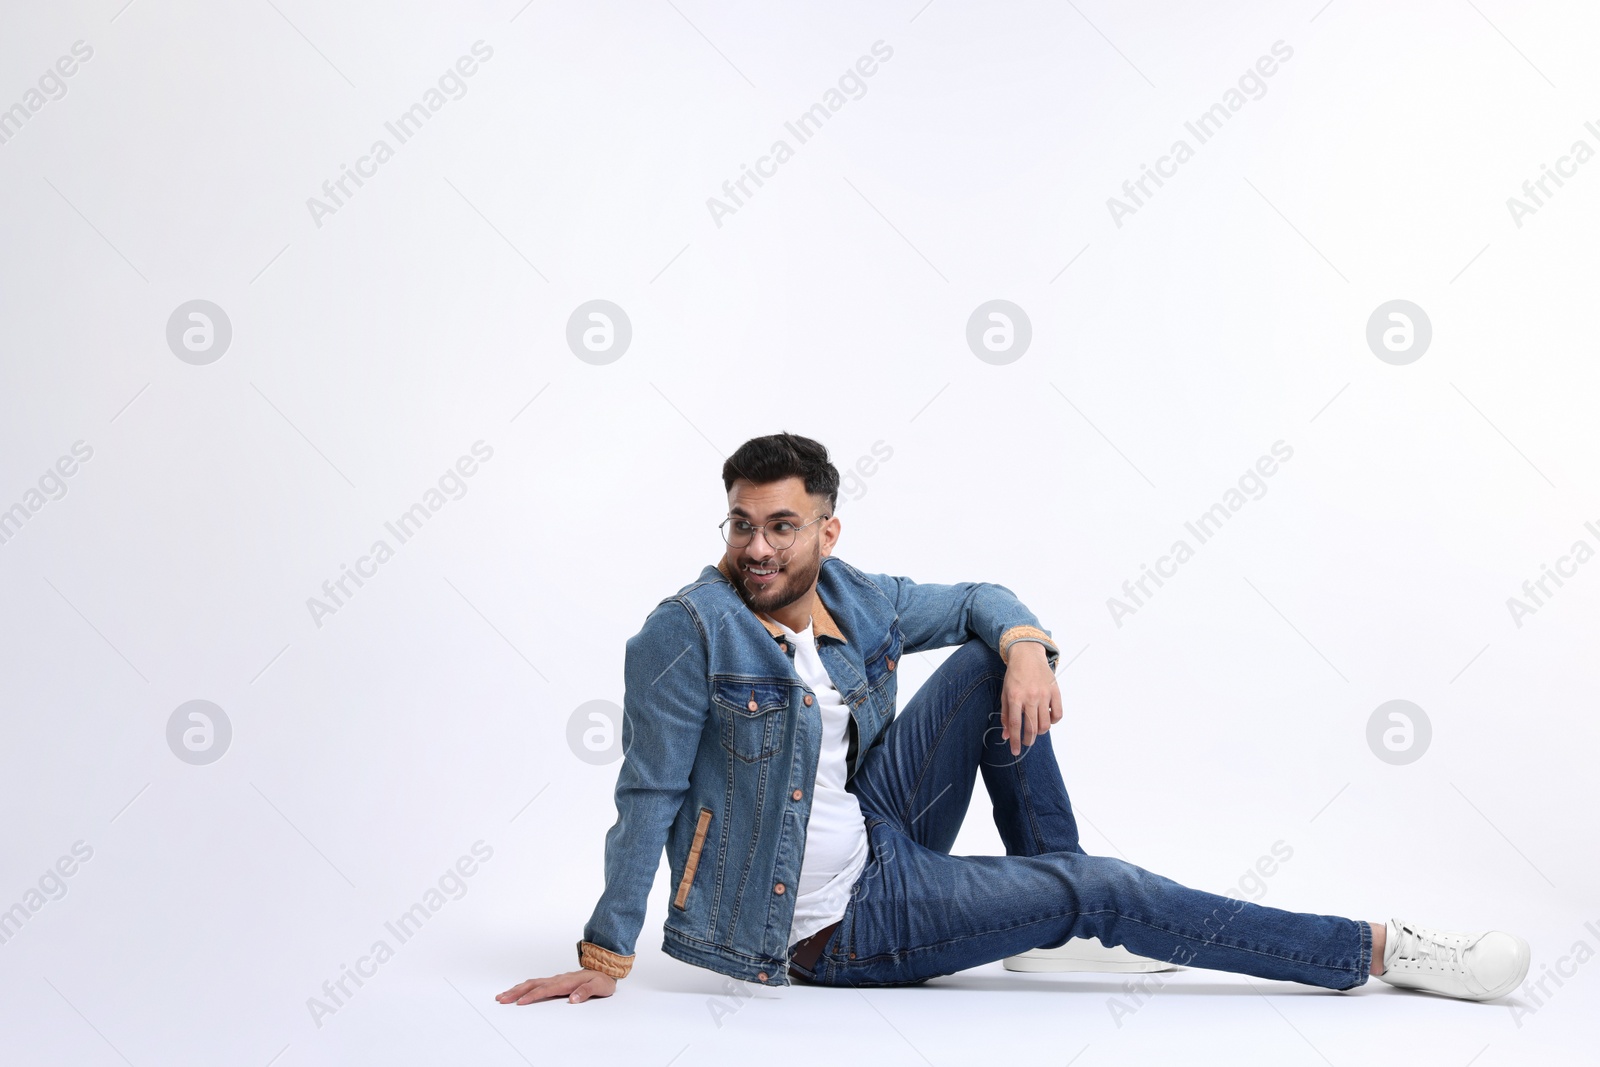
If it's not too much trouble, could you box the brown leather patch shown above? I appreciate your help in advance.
[673,807,714,909]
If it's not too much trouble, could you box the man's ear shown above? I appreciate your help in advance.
[822,513,841,556]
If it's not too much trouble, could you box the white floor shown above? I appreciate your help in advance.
[7,919,1592,1066]
[483,943,1592,1067]
[4,723,1593,1066]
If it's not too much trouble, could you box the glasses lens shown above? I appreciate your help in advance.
[723,519,803,549]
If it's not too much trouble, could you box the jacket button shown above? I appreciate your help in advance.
[747,699,759,711]
[757,971,768,982]
[779,642,788,652]
[886,657,896,671]
[792,788,803,800]
[849,952,857,959]
[803,693,814,706]
[774,882,785,895]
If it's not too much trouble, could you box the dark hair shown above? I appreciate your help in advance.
[722,432,840,514]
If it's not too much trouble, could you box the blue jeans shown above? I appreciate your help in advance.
[787,639,1372,990]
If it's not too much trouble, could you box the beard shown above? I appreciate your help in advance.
[732,540,823,617]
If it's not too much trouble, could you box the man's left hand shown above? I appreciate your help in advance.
[999,642,1061,756]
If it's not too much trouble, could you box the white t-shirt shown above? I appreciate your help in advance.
[769,614,870,946]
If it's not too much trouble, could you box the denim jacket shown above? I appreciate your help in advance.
[577,555,1060,986]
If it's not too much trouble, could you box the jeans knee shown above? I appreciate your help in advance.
[1070,854,1149,901]
[951,637,1006,678]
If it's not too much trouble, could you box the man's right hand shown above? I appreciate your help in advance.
[496,969,617,1005]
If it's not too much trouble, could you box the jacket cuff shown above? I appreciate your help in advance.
[998,624,1058,667]
[578,940,635,979]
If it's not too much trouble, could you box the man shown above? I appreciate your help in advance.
[499,433,1529,1006]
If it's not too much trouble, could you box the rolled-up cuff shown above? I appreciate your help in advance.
[578,940,635,979]
[998,624,1058,666]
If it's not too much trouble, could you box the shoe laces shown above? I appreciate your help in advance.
[1390,922,1470,973]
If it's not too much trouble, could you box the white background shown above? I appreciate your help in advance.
[1,1,1595,1064]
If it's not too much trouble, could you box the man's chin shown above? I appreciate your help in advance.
[739,577,790,612]
[744,586,782,610]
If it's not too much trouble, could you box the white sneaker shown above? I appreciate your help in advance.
[1376,918,1530,1001]
[1003,936,1184,973]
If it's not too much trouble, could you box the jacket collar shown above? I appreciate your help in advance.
[715,557,847,644]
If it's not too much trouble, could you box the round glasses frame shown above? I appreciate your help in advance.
[719,514,830,551]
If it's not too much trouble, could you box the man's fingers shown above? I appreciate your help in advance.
[1036,690,1055,734]
[570,975,616,1004]
[498,978,542,1003]
[1002,685,1063,755]
[516,978,567,1004]
[499,969,617,1006]
[503,975,573,1005]
[526,981,575,1004]
[496,979,540,1001]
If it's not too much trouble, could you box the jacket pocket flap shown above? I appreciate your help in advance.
[712,678,788,716]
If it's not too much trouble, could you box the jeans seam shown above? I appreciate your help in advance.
[897,664,1002,842]
[1009,751,1046,855]
[853,908,1364,982]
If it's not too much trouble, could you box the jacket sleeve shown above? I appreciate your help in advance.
[578,600,709,978]
[852,567,1061,671]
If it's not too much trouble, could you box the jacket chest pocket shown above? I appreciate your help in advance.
[712,678,788,762]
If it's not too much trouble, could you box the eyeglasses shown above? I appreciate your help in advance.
[719,514,830,551]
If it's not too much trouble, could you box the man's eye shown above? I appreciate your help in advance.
[734,521,755,532]
[770,522,796,534]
